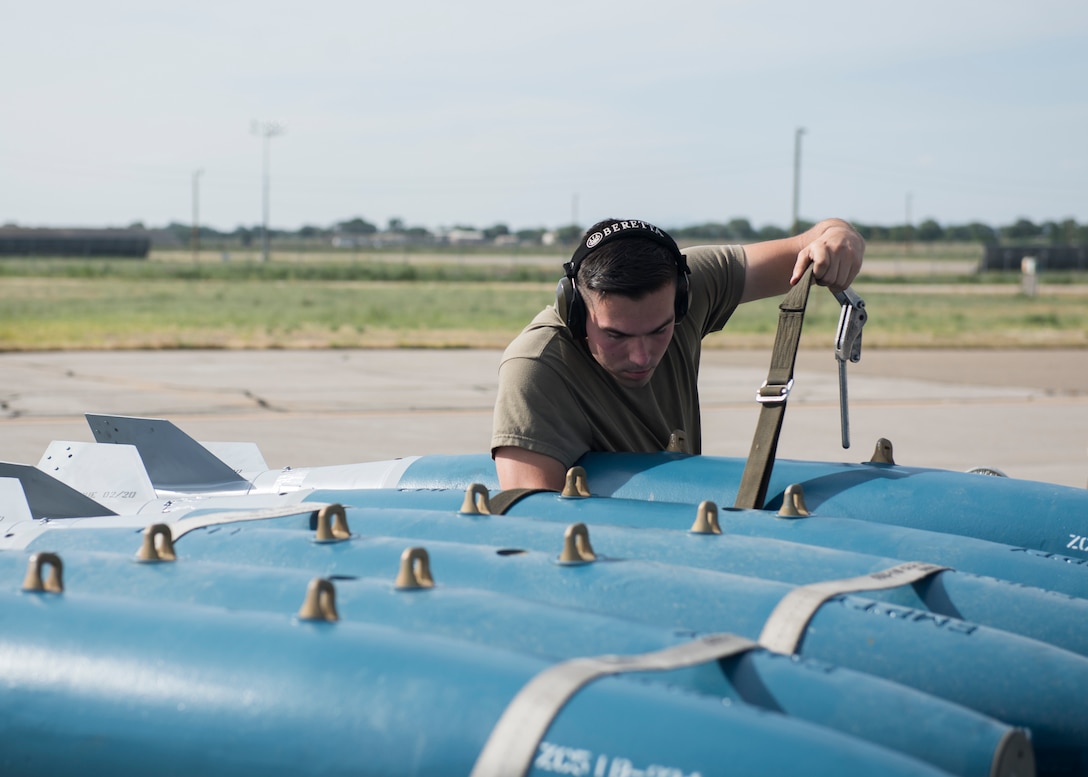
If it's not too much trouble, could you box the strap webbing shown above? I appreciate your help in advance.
[488,488,554,515]
[169,503,328,541]
[469,632,758,777]
[734,267,815,510]
[758,562,949,655]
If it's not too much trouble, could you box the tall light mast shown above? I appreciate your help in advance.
[791,127,806,235]
[191,169,204,262]
[251,120,286,262]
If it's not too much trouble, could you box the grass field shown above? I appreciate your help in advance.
[2,249,1086,351]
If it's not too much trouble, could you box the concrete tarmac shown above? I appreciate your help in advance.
[2,348,1086,489]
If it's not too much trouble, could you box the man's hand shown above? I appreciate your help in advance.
[790,220,865,293]
[742,218,865,303]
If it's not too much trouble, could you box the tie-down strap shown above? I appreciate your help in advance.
[734,266,815,510]
[469,632,758,777]
[168,503,333,541]
[487,487,555,515]
[758,561,949,655]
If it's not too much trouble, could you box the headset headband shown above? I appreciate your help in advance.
[563,219,685,279]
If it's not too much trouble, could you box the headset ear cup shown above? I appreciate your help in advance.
[675,270,690,324]
[568,289,587,341]
[555,277,572,322]
[556,277,587,340]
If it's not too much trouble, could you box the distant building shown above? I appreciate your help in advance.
[0,228,150,258]
[442,228,486,245]
[332,231,430,249]
[980,245,1088,271]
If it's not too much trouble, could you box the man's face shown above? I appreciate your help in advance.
[583,282,676,389]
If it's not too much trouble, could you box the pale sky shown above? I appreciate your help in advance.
[3,0,1085,233]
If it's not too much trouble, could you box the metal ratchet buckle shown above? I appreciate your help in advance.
[834,287,867,364]
[757,378,794,404]
[833,287,867,448]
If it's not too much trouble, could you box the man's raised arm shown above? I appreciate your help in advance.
[741,218,865,303]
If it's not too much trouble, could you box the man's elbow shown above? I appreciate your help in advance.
[493,446,567,492]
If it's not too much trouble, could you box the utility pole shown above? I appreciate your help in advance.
[905,192,913,255]
[791,127,806,235]
[191,169,204,263]
[251,120,286,262]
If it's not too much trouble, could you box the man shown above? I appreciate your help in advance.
[491,217,865,491]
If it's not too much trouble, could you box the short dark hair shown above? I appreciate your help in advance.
[576,219,679,300]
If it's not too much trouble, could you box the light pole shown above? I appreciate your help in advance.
[905,192,913,255]
[251,120,286,262]
[191,169,204,262]
[791,127,806,235]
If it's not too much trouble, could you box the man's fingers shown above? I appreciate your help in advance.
[798,237,863,290]
[790,252,811,286]
[791,243,828,286]
[790,223,864,289]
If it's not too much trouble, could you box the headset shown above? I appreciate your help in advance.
[555,219,690,340]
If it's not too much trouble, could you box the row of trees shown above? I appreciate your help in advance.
[672,218,1088,246]
[149,215,1088,248]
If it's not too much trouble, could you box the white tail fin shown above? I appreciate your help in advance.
[86,414,251,493]
[0,462,115,520]
[38,441,156,515]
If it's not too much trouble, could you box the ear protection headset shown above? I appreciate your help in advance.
[555,219,690,340]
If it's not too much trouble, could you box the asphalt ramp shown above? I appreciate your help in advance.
[1,348,1085,489]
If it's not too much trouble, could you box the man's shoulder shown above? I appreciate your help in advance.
[502,307,574,363]
[683,243,747,274]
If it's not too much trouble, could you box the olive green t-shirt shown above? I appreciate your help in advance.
[490,244,747,468]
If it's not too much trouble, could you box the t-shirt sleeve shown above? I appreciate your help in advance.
[683,244,747,336]
[490,354,592,468]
